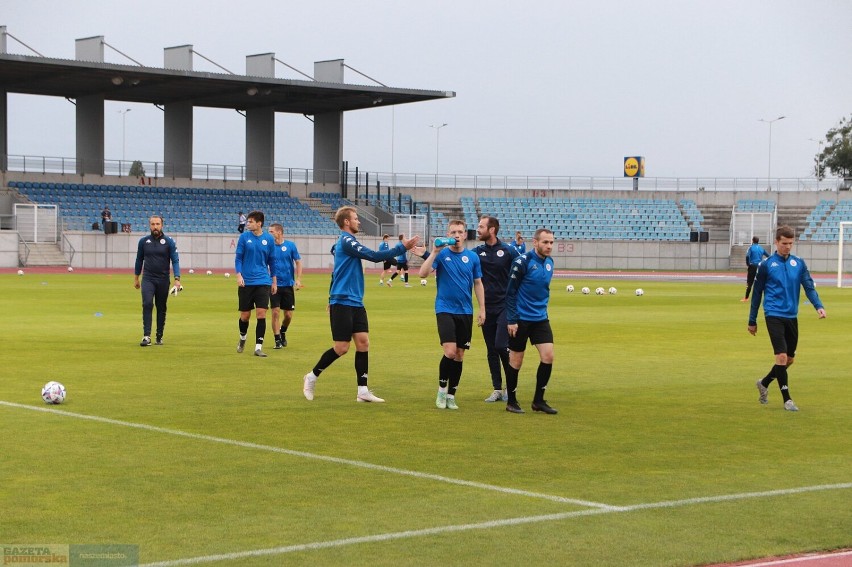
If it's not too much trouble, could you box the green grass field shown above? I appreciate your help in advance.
[1,271,850,566]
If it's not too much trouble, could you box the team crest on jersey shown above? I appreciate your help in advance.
[496,250,504,257]
[261,239,268,245]
[790,259,797,267]
[545,264,552,271]
[461,256,469,263]
[160,238,166,245]
[281,245,287,251]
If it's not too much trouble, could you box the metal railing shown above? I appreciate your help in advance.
[3,153,847,193]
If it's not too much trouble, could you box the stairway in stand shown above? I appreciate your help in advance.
[21,242,68,267]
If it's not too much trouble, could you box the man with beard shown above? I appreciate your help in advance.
[134,215,181,346]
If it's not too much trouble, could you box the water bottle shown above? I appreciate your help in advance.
[434,237,457,247]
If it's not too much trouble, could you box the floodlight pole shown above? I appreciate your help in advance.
[429,123,448,181]
[758,116,785,190]
[119,108,132,171]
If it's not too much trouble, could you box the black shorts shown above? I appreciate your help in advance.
[765,316,798,357]
[238,285,270,311]
[383,259,396,270]
[436,313,473,349]
[329,304,369,342]
[396,261,409,271]
[270,286,296,310]
[508,319,554,352]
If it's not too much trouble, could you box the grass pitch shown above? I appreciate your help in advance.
[1,271,850,566]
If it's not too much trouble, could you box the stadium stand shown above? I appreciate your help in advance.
[678,199,704,232]
[807,199,852,242]
[474,197,692,241]
[736,199,776,212]
[10,181,340,235]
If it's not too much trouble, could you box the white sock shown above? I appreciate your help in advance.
[439,386,448,394]
[255,344,262,351]
[240,334,247,340]
[358,385,369,395]
[306,371,317,382]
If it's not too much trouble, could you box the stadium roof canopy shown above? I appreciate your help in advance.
[0,53,455,114]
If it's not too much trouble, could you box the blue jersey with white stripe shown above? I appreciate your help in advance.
[749,252,823,324]
[746,243,769,266]
[433,247,482,315]
[506,251,554,323]
[235,230,275,285]
[473,239,520,310]
[330,232,405,307]
[271,239,301,287]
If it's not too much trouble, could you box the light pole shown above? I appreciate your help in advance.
[758,115,784,190]
[809,137,824,179]
[119,108,132,169]
[429,123,448,177]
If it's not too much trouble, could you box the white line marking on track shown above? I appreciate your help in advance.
[728,550,852,566]
[0,401,615,509]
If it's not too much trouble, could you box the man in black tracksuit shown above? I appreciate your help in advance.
[134,215,181,346]
[474,216,520,402]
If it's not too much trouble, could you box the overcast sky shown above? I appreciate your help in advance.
[3,0,851,180]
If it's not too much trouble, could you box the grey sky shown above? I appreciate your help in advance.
[3,0,851,179]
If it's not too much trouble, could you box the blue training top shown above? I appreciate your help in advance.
[235,230,275,286]
[473,239,520,311]
[330,232,405,307]
[746,243,769,267]
[748,251,823,325]
[135,233,180,280]
[506,250,554,323]
[271,239,301,287]
[432,247,483,315]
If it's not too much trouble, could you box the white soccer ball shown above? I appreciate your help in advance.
[595,287,605,295]
[67,266,74,272]
[188,269,195,274]
[608,287,617,295]
[224,272,231,278]
[581,286,590,295]
[206,270,213,276]
[566,284,574,292]
[17,269,24,276]
[41,381,66,405]
[420,279,428,286]
[635,288,644,296]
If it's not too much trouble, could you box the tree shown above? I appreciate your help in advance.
[129,160,146,177]
[816,115,852,180]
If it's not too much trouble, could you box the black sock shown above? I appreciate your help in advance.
[505,364,520,404]
[239,318,249,337]
[775,364,791,402]
[355,351,368,387]
[534,363,553,403]
[438,356,454,390]
[313,348,341,377]
[390,273,397,281]
[498,349,511,389]
[404,273,409,283]
[448,359,463,396]
[255,318,266,345]
[761,365,776,387]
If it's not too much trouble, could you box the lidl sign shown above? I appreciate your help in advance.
[624,156,645,178]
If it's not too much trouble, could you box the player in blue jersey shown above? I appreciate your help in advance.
[303,206,419,403]
[419,220,486,410]
[741,235,770,302]
[512,231,526,254]
[268,223,302,349]
[134,215,181,347]
[235,211,276,358]
[748,225,826,411]
[505,228,557,415]
[475,216,520,402]
[388,233,412,287]
[378,234,394,286]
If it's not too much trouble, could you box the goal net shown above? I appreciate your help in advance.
[838,221,852,288]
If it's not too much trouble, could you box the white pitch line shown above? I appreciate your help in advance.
[0,401,615,510]
[137,483,852,567]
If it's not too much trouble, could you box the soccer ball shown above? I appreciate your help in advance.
[206,270,213,276]
[17,269,24,276]
[595,287,605,295]
[635,288,644,296]
[188,269,195,274]
[581,287,590,295]
[67,266,74,272]
[566,284,574,292]
[41,381,66,404]
[608,287,617,295]
[420,279,428,286]
[224,272,231,278]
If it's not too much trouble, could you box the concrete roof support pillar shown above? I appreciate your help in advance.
[164,45,194,179]
[245,53,275,182]
[75,36,105,175]
[312,59,344,184]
